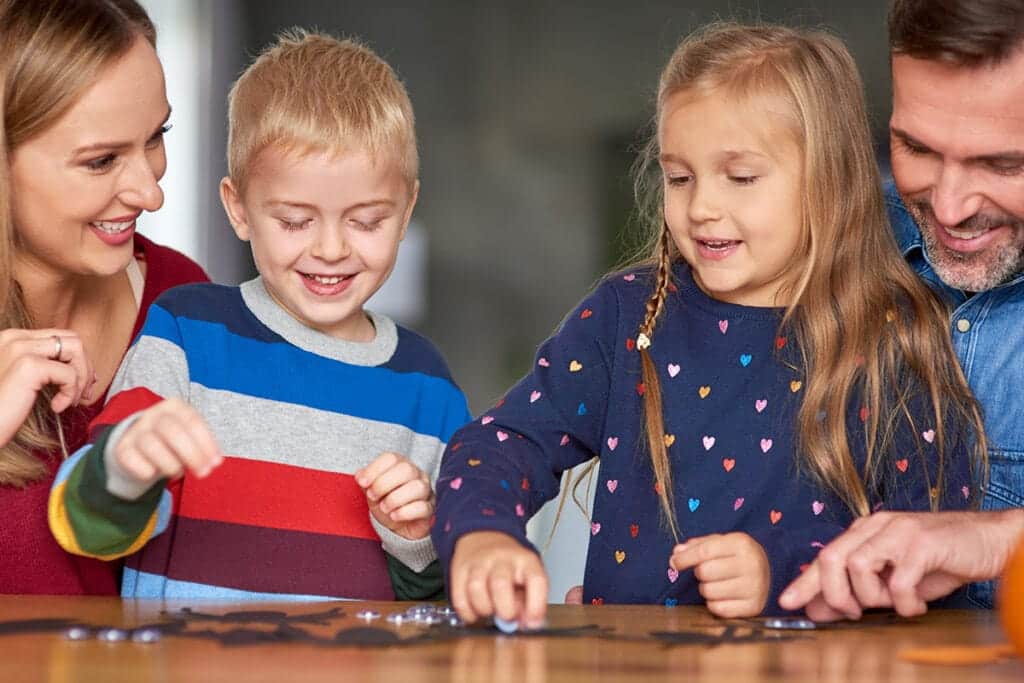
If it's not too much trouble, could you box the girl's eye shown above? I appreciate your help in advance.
[729,175,758,185]
[279,218,310,231]
[85,155,116,172]
[666,174,692,187]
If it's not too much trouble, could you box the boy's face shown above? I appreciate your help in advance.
[221,145,417,341]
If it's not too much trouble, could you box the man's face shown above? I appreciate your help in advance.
[890,51,1024,292]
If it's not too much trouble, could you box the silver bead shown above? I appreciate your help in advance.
[63,627,91,641]
[96,628,129,642]
[355,610,381,622]
[130,628,162,643]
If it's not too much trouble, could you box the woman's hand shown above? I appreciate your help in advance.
[0,328,94,446]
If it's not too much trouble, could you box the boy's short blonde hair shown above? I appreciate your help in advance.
[227,29,418,191]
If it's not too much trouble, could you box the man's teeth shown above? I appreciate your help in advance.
[91,220,133,234]
[945,226,989,240]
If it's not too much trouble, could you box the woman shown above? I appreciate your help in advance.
[0,0,208,594]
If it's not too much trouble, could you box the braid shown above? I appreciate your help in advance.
[638,225,680,541]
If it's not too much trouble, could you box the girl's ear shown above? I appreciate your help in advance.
[220,177,251,241]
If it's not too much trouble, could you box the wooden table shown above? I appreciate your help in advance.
[0,597,1020,682]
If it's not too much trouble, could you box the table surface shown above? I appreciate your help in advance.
[0,597,1020,682]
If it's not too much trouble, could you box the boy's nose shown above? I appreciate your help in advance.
[312,227,351,261]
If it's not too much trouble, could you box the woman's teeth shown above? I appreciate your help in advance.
[90,220,133,234]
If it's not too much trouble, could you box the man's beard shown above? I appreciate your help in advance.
[907,199,1024,292]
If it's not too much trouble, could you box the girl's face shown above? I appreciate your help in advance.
[659,88,805,307]
[9,37,170,281]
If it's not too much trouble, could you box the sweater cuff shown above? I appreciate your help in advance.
[370,516,437,572]
[103,415,155,501]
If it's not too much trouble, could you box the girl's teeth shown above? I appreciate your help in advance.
[91,220,133,234]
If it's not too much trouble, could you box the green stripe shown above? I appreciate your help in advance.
[64,426,168,557]
[386,554,445,601]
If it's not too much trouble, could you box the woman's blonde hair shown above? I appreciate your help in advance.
[226,30,418,193]
[0,0,155,487]
[629,23,987,538]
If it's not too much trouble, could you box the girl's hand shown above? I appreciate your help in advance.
[113,398,223,485]
[450,530,548,629]
[0,328,94,446]
[670,532,770,618]
[355,452,434,540]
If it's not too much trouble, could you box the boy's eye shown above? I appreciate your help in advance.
[352,218,384,231]
[85,154,116,172]
[278,218,311,231]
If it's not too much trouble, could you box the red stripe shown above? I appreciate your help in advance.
[176,457,380,541]
[90,386,164,436]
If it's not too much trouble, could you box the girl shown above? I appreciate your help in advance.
[0,0,208,594]
[431,23,986,626]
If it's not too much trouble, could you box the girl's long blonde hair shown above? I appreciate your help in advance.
[630,23,986,538]
[0,0,156,487]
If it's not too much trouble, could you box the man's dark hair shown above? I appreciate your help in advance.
[889,0,1024,66]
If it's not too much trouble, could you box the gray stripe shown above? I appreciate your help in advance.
[191,384,445,480]
[239,277,398,367]
[109,336,191,401]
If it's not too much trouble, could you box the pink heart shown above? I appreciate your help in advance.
[667,363,680,378]
[623,273,636,282]
[559,434,570,446]
[450,477,463,490]
[591,522,601,535]
[755,399,767,413]
[702,436,715,451]
[538,357,550,367]
[760,438,773,453]
[496,431,509,442]
[515,504,525,517]
[733,497,744,511]
[667,568,679,583]
[444,520,451,532]
[812,501,824,515]
[530,390,542,403]
[962,485,970,499]
[606,437,618,451]
[606,480,618,493]
[481,416,494,425]
[922,429,935,443]
[718,320,729,334]
[811,541,825,549]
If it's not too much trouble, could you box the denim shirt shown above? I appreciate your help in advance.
[887,183,1024,608]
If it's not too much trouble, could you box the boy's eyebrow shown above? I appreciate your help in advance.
[72,107,172,155]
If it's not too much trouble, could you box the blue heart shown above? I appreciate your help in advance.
[740,354,752,367]
[688,498,700,512]
[577,402,587,416]
[664,598,678,607]
[499,480,510,490]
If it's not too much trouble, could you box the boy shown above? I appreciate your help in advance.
[48,31,469,601]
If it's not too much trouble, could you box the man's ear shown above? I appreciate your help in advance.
[399,179,420,241]
[220,177,251,241]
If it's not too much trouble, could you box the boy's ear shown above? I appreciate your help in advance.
[219,177,251,241]
[399,179,420,241]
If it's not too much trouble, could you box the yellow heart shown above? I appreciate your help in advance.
[569,360,583,372]
[930,487,939,500]
[468,459,481,467]
[790,380,802,393]
[615,550,625,564]
[886,309,896,323]
[698,386,711,399]
[663,434,676,447]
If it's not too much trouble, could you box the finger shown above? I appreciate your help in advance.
[387,500,433,524]
[670,535,726,571]
[48,334,92,403]
[365,460,423,504]
[152,412,220,478]
[465,565,496,621]
[698,576,749,602]
[449,559,475,624]
[779,562,821,610]
[705,599,757,619]
[693,557,742,583]
[378,478,432,514]
[355,451,400,489]
[804,594,851,622]
[122,431,182,480]
[488,564,518,621]
[521,561,549,629]
[817,546,862,621]
[42,362,84,413]
[847,550,894,610]
[886,559,929,617]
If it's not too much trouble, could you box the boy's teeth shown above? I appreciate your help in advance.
[91,220,133,234]
[308,274,346,284]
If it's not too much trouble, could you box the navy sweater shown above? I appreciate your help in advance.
[432,262,974,614]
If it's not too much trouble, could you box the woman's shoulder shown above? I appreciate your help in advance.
[134,233,210,299]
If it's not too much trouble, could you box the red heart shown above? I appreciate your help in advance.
[580,308,593,319]
[775,336,787,350]
[859,406,870,422]
[636,382,646,396]
[625,338,636,351]
[495,398,506,408]
[653,481,663,495]
[896,458,909,473]
[770,510,782,525]
[723,458,735,472]
[667,282,678,293]
[629,524,639,538]
[451,442,462,452]
[591,598,604,606]
[521,478,530,490]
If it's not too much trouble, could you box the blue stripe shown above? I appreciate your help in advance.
[53,445,89,487]
[120,569,356,601]
[141,314,468,442]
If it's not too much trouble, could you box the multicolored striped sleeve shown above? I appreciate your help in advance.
[48,300,190,559]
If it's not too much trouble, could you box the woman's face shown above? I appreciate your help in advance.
[9,36,170,280]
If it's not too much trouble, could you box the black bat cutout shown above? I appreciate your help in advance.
[163,606,345,626]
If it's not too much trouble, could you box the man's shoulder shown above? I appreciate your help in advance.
[884,181,923,254]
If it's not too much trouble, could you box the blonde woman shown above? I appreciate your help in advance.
[0,0,207,594]
[432,23,986,627]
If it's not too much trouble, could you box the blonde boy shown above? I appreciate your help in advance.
[49,31,469,600]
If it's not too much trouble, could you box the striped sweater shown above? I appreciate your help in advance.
[48,278,471,601]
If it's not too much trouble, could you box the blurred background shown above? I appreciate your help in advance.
[139,0,895,601]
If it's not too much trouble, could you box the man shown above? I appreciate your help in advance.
[779,0,1024,621]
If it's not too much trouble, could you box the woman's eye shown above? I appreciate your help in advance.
[146,123,172,147]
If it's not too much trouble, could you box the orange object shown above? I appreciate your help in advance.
[1000,531,1024,658]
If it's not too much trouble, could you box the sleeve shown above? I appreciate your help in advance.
[431,282,621,575]
[47,300,191,559]
[386,555,446,601]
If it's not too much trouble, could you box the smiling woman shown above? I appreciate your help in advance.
[0,0,208,595]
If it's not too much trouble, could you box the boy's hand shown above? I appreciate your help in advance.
[450,530,548,629]
[670,532,770,618]
[355,452,433,540]
[113,398,223,484]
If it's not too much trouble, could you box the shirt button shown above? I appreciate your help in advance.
[956,319,971,333]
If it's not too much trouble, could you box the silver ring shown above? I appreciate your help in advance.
[51,335,62,361]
